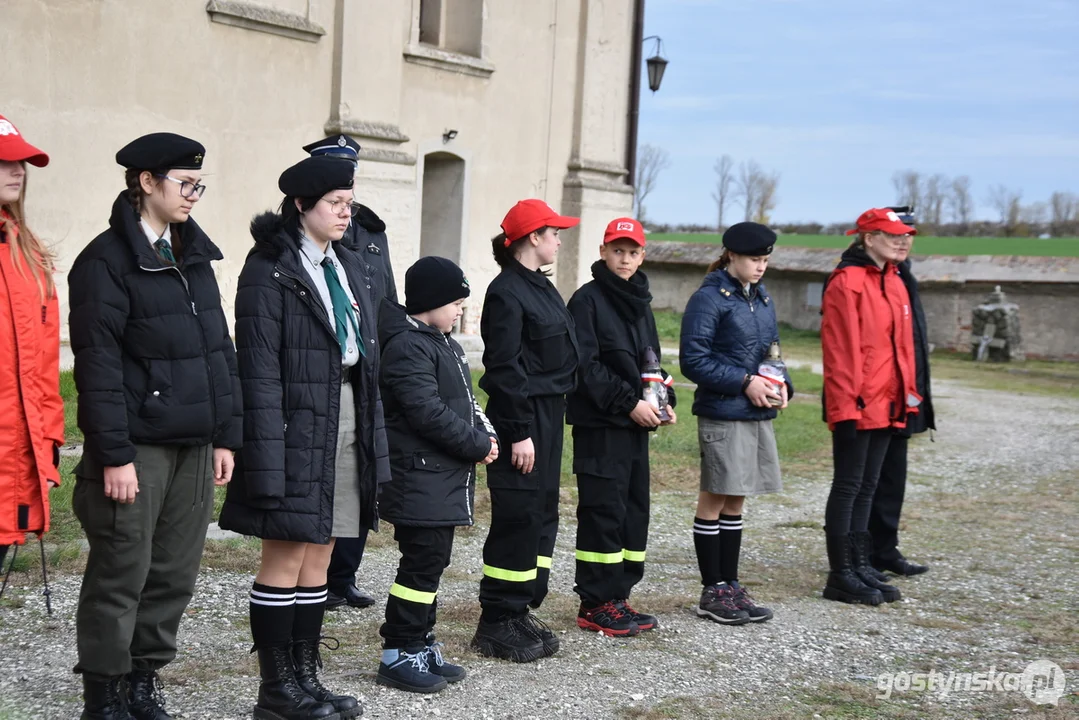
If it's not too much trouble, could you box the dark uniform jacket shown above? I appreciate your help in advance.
[218,212,388,544]
[897,258,935,436]
[566,261,676,429]
[341,203,397,305]
[478,259,579,444]
[680,268,793,422]
[377,301,496,527]
[68,193,242,470]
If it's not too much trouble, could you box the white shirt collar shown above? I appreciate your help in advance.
[140,219,171,247]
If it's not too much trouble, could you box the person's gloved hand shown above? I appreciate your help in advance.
[833,420,858,443]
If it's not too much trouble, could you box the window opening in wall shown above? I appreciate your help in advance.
[417,0,483,58]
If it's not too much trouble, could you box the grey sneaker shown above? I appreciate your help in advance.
[696,583,751,625]
[728,580,774,622]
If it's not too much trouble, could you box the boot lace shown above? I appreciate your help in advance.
[295,637,342,696]
[426,641,447,668]
[400,648,431,673]
[517,612,554,640]
[130,670,166,711]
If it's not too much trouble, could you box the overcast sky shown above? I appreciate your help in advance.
[637,0,1079,227]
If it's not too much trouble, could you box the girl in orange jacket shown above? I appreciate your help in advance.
[820,208,920,606]
[0,114,64,571]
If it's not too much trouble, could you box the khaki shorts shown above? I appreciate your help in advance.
[698,417,782,496]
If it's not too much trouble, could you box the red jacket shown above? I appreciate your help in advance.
[821,247,920,431]
[0,210,64,545]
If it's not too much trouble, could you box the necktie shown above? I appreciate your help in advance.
[321,257,365,358]
[154,238,175,265]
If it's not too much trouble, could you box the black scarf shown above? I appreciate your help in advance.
[591,260,652,322]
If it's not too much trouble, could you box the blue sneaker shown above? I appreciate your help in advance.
[376,647,448,694]
[424,634,467,683]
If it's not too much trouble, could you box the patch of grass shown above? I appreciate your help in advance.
[651,233,1079,257]
[60,370,81,444]
[199,536,261,571]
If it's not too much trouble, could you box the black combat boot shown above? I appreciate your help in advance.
[80,673,134,720]
[822,533,883,606]
[126,670,172,720]
[254,645,339,720]
[471,614,546,663]
[849,532,901,602]
[292,639,362,718]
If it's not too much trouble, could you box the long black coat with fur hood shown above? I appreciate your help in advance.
[218,212,389,543]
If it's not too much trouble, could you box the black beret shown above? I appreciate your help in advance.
[722,222,776,255]
[116,133,204,170]
[303,134,361,160]
[405,256,470,314]
[278,156,355,198]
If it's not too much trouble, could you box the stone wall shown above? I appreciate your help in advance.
[645,242,1079,360]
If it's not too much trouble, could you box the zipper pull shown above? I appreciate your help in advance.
[191,302,198,316]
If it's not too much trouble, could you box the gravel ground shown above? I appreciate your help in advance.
[1,378,1076,719]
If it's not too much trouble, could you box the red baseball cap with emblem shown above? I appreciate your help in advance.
[500,198,580,246]
[603,217,646,246]
[846,207,917,236]
[0,115,49,167]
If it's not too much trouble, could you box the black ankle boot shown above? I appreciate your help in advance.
[81,673,134,720]
[822,533,883,606]
[292,639,362,719]
[126,670,172,720]
[849,532,901,602]
[254,645,339,720]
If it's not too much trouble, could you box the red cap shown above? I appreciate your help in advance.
[500,199,579,246]
[845,207,917,236]
[0,115,49,168]
[603,217,646,246]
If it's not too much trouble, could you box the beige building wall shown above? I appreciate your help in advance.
[2,0,636,340]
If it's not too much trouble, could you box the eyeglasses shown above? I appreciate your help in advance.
[320,197,355,216]
[156,174,206,199]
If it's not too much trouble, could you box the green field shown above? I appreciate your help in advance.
[649,233,1079,257]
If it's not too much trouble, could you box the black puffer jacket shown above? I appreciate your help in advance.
[567,261,676,429]
[218,212,387,544]
[377,301,496,527]
[342,204,398,305]
[897,259,935,436]
[479,259,579,444]
[68,193,241,469]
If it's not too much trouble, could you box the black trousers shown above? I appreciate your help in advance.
[572,426,649,605]
[327,530,370,593]
[868,435,908,563]
[824,429,892,535]
[379,525,454,649]
[479,396,564,616]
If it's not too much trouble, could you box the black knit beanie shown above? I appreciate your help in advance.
[405,256,471,314]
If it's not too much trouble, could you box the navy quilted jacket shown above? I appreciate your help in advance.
[680,269,793,421]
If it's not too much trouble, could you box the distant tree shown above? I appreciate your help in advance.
[892,170,922,211]
[987,184,1023,235]
[1049,191,1077,236]
[735,160,763,222]
[634,144,671,221]
[948,176,974,230]
[710,154,735,231]
[754,171,781,225]
[922,173,948,227]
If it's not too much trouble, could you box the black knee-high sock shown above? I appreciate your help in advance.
[693,517,721,586]
[293,584,328,641]
[719,514,744,584]
[250,583,296,648]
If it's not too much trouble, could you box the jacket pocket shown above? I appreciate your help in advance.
[524,320,569,373]
[283,409,314,497]
[138,360,173,418]
[411,450,468,474]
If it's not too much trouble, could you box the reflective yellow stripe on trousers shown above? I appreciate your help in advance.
[482,564,538,582]
[622,549,646,562]
[575,549,624,564]
[388,583,437,604]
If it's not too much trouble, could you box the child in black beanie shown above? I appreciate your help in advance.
[375,256,499,693]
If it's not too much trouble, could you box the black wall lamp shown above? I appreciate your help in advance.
[642,35,668,93]
[442,129,458,143]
